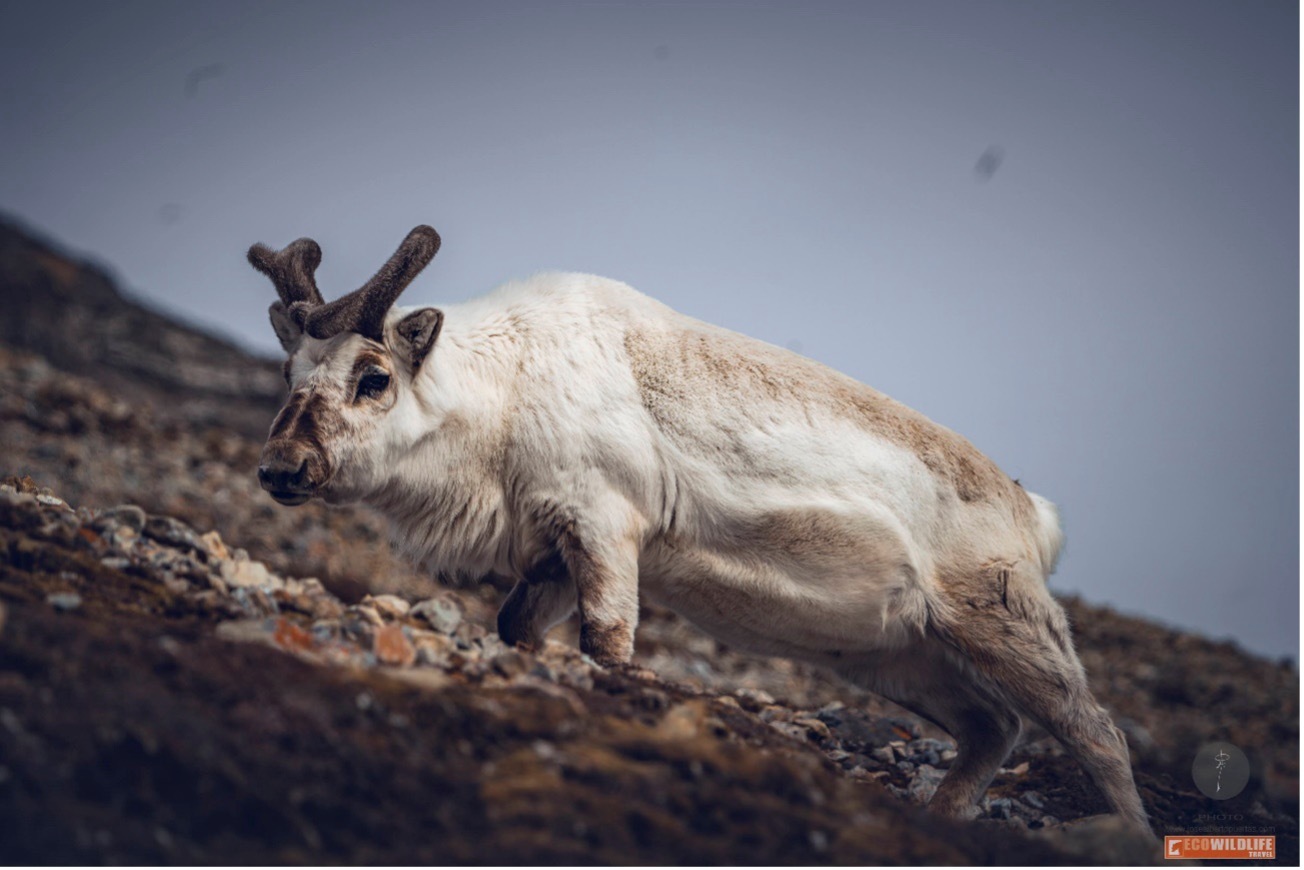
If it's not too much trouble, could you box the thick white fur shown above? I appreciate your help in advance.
[300,272,1063,663]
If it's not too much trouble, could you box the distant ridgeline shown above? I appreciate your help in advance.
[0,216,283,439]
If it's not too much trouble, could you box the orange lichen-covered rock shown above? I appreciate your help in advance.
[374,623,416,667]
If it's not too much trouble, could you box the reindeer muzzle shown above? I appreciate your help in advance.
[257,444,327,506]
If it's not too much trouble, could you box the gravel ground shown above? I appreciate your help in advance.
[0,476,1112,864]
[0,472,1295,864]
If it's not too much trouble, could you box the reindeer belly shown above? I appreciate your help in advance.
[638,503,931,660]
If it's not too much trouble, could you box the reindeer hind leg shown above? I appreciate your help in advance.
[929,575,1152,833]
[497,549,577,650]
[838,646,1022,820]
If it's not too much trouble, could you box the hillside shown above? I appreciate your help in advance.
[0,218,1297,864]
[0,219,283,441]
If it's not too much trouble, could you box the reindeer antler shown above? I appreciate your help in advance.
[248,226,441,343]
[299,225,441,342]
[247,238,325,314]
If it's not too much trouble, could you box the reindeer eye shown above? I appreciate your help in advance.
[355,367,391,401]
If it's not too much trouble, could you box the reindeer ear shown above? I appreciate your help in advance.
[269,301,303,353]
[393,307,443,371]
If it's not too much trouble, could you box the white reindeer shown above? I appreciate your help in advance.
[248,226,1150,831]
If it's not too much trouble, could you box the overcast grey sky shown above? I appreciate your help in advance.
[1,0,1297,658]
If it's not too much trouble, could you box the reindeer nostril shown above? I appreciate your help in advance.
[258,457,312,494]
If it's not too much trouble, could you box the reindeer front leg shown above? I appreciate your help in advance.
[497,550,576,650]
[557,531,640,667]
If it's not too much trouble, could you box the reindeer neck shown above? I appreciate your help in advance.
[368,301,529,580]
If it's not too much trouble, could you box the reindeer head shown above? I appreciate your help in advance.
[248,225,444,506]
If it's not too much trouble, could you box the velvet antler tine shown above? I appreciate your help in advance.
[246,237,324,310]
[302,226,441,342]
[353,225,441,340]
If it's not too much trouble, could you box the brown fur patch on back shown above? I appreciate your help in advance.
[623,327,690,436]
[831,387,1002,505]
[623,324,1035,516]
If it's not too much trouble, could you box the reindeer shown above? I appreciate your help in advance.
[248,225,1151,832]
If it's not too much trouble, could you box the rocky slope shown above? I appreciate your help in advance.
[0,218,283,441]
[0,219,1297,864]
